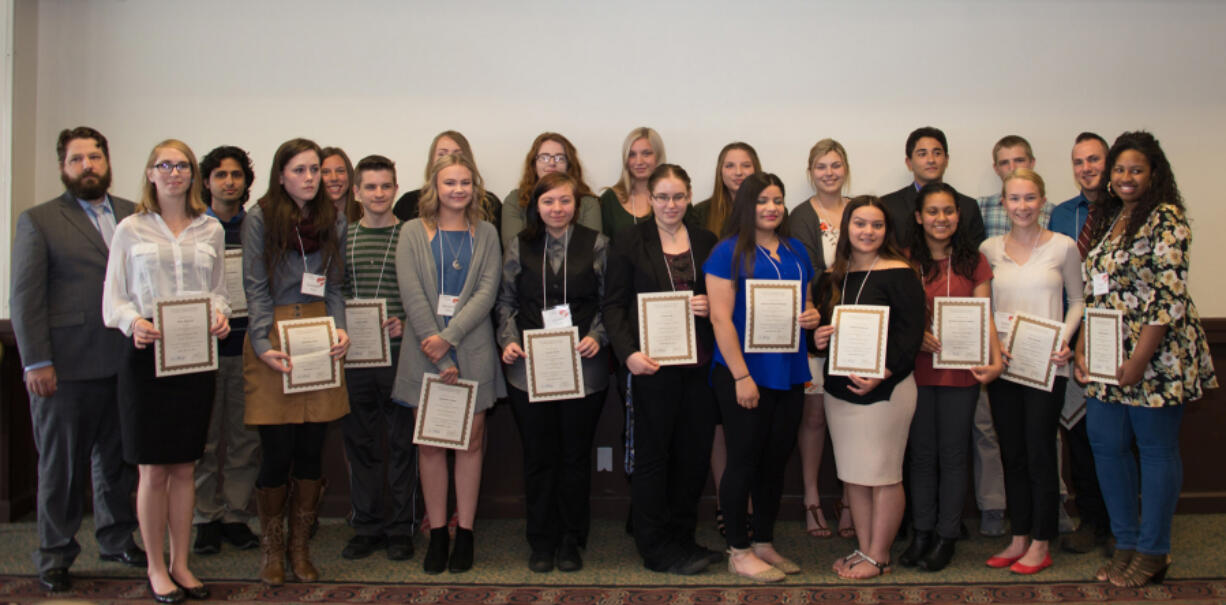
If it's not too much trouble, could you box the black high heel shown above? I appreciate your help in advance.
[171,575,209,600]
[148,579,185,604]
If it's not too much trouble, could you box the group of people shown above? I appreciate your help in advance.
[11,123,1214,597]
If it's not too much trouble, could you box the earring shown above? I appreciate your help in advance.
[1106,182,1114,196]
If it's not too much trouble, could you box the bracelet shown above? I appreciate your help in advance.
[734,374,751,382]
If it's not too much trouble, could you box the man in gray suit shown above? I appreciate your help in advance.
[10,127,145,592]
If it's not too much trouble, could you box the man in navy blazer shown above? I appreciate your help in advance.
[880,126,987,247]
[10,127,144,592]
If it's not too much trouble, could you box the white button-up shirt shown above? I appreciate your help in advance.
[103,211,231,336]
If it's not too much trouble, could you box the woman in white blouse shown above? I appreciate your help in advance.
[103,139,230,602]
[978,169,1082,576]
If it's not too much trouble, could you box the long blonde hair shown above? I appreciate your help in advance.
[418,153,487,228]
[137,139,207,217]
[609,127,665,203]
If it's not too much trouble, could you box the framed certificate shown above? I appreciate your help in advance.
[224,249,247,318]
[828,304,890,379]
[1001,312,1063,392]
[744,279,802,353]
[413,373,478,450]
[932,297,991,369]
[278,317,342,394]
[344,298,391,368]
[523,326,585,402]
[1085,308,1125,386]
[637,290,697,366]
[153,295,218,377]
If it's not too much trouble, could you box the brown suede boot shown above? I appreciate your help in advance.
[255,485,288,586]
[288,478,323,582]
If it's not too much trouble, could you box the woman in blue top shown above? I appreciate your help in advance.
[704,173,819,582]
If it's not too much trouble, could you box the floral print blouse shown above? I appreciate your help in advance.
[1083,203,1217,407]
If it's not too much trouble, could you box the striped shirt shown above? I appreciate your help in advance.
[344,222,405,351]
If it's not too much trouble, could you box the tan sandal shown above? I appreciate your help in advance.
[806,505,832,538]
[836,500,856,539]
[1096,548,1134,582]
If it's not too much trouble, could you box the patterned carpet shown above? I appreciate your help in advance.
[2,514,1224,603]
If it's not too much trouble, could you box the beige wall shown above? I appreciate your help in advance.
[6,0,1226,315]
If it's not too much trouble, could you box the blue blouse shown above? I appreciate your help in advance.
[703,236,814,390]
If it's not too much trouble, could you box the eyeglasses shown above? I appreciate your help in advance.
[535,153,568,165]
[154,161,192,174]
[651,193,689,204]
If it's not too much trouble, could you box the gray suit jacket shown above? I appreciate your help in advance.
[392,219,505,409]
[10,192,135,381]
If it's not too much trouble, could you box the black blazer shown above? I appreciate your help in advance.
[880,183,987,247]
[602,220,718,365]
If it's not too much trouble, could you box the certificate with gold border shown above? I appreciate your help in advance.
[278,317,341,394]
[344,298,391,368]
[637,290,697,366]
[828,304,889,379]
[153,295,218,377]
[223,249,247,318]
[932,297,991,369]
[413,373,478,450]
[523,327,585,402]
[1001,312,1062,392]
[1085,308,1124,386]
[744,279,802,353]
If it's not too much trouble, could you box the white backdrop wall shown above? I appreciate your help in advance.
[8,0,1226,314]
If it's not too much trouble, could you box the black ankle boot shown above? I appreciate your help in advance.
[918,537,957,572]
[423,528,449,574]
[449,528,473,573]
[899,529,933,567]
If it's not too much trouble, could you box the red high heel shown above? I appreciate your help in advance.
[985,553,1023,568]
[1010,553,1053,575]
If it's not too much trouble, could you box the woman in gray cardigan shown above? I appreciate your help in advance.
[392,154,503,574]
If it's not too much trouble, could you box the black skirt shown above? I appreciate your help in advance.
[117,338,215,464]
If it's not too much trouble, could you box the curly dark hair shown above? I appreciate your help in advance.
[909,182,980,283]
[1089,131,1183,247]
[199,145,255,205]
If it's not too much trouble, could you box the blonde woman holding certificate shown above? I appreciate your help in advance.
[393,153,502,574]
[103,140,230,602]
[811,196,925,580]
[979,169,1082,575]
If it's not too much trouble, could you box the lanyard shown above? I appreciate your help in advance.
[919,257,953,299]
[295,227,310,274]
[348,223,397,299]
[436,224,474,297]
[756,243,802,280]
[662,247,697,291]
[841,255,880,305]
[542,228,571,307]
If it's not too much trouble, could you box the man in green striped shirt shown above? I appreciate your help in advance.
[340,155,417,562]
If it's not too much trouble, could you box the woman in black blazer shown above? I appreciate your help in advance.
[604,164,721,576]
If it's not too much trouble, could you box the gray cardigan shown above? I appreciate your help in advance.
[392,219,504,409]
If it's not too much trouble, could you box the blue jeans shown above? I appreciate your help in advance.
[1085,397,1184,555]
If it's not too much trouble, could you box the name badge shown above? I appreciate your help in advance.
[437,295,460,317]
[301,272,326,297]
[542,304,573,329]
[995,311,1014,336]
[1092,273,1110,296]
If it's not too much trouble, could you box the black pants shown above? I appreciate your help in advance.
[509,385,606,553]
[630,364,717,570]
[908,384,978,539]
[256,422,330,487]
[712,364,804,549]
[1064,415,1111,534]
[988,377,1066,541]
[341,360,418,537]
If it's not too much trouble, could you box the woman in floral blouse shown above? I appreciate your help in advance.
[1074,131,1216,588]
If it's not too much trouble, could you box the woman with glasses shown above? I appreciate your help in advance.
[497,172,609,573]
[391,130,502,235]
[242,138,350,586]
[103,140,230,602]
[599,127,665,240]
[500,132,601,250]
[603,164,720,575]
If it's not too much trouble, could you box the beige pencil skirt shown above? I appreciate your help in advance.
[825,374,917,486]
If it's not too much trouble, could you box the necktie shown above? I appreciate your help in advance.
[1076,204,1097,260]
[90,204,115,248]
